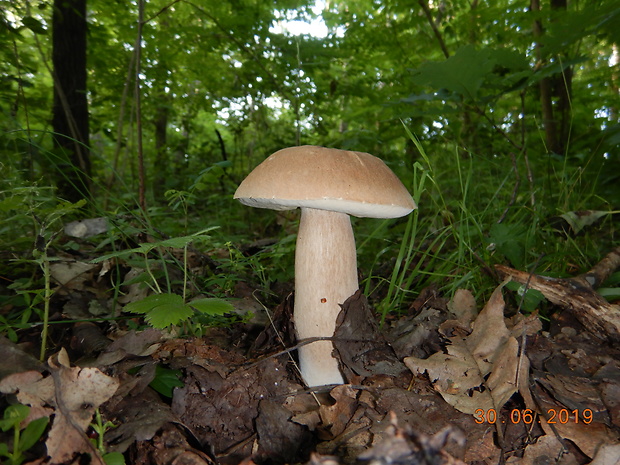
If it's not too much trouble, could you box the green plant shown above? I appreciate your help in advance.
[3,197,86,360]
[89,409,124,465]
[123,293,234,330]
[0,404,49,465]
[149,365,184,398]
[93,230,236,332]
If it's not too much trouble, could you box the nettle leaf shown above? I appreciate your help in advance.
[189,298,234,316]
[102,452,126,465]
[558,210,610,235]
[411,45,532,100]
[0,196,23,212]
[92,231,217,263]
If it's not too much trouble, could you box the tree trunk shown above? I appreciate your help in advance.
[550,0,572,155]
[531,0,573,155]
[52,0,91,201]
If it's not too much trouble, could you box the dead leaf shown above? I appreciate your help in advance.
[96,328,164,366]
[171,352,303,465]
[102,386,178,454]
[50,261,97,288]
[318,385,359,438]
[64,217,109,238]
[540,418,618,460]
[45,349,119,464]
[334,291,406,380]
[589,443,620,465]
[0,349,118,464]
[255,399,312,463]
[404,284,520,415]
[358,413,466,465]
[518,435,580,465]
[0,370,55,421]
[0,336,44,379]
[447,289,477,324]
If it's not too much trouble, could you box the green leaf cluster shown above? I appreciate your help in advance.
[124,293,234,329]
[0,404,48,465]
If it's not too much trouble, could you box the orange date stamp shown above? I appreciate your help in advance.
[473,408,594,425]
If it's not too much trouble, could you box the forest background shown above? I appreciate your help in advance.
[1,0,620,334]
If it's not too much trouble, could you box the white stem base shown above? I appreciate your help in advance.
[295,208,358,386]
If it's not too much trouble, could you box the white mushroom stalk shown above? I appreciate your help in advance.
[294,208,358,386]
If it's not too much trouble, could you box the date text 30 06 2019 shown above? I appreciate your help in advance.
[473,408,594,425]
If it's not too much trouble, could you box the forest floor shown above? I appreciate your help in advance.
[1,234,620,465]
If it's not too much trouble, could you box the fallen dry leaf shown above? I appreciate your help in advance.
[447,288,477,324]
[589,443,620,465]
[45,348,119,464]
[539,418,618,460]
[0,348,119,464]
[334,291,406,380]
[357,413,466,465]
[517,434,580,465]
[404,284,520,415]
[50,260,98,288]
[318,384,359,438]
[0,370,55,422]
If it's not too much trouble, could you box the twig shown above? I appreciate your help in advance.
[495,248,620,342]
[418,0,450,59]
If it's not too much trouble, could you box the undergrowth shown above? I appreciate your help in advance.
[0,126,617,345]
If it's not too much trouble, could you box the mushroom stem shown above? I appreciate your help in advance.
[295,207,358,386]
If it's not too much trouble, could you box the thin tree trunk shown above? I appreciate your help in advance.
[551,0,572,154]
[531,0,572,155]
[51,0,91,201]
[531,0,557,154]
[135,0,146,212]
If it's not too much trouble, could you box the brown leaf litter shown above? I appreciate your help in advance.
[1,248,620,464]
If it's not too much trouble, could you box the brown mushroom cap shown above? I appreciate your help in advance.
[234,145,416,218]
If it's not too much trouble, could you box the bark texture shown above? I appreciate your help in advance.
[52,0,91,201]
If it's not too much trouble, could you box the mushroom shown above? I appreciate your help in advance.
[234,146,416,387]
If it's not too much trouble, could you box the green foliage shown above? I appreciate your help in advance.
[411,45,530,102]
[89,409,124,465]
[124,293,234,330]
[488,223,529,270]
[505,281,546,315]
[149,365,185,398]
[1,0,619,331]
[0,190,86,358]
[0,404,49,465]
[103,452,126,465]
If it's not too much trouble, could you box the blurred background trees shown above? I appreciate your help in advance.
[1,0,619,297]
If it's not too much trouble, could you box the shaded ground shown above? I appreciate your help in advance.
[1,242,620,465]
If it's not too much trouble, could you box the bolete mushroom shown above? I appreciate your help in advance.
[234,146,416,387]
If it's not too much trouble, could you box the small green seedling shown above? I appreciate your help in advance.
[0,404,49,465]
[89,409,124,465]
